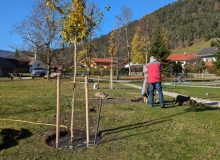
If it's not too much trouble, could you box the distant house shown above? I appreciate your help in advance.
[195,46,218,67]
[0,57,15,77]
[6,58,30,73]
[166,52,199,68]
[29,54,46,72]
[0,57,30,77]
[80,58,117,68]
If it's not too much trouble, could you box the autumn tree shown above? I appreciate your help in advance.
[46,0,107,141]
[108,30,117,89]
[131,28,146,65]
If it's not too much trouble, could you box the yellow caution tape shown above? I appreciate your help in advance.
[0,119,68,129]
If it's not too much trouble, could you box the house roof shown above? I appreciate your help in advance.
[29,58,36,65]
[0,57,16,68]
[92,58,116,63]
[6,58,30,68]
[166,52,199,61]
[196,46,218,56]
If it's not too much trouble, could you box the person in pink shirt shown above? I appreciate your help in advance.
[145,56,165,108]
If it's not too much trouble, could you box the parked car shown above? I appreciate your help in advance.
[31,67,47,78]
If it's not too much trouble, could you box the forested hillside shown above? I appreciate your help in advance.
[92,0,220,58]
[154,0,220,49]
[3,0,220,63]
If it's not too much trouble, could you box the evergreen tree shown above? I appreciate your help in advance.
[176,61,183,74]
[147,26,171,76]
[147,26,171,62]
[195,60,206,73]
[213,39,220,76]
[173,61,183,75]
[14,49,19,59]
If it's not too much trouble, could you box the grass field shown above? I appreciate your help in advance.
[171,38,217,54]
[0,77,220,160]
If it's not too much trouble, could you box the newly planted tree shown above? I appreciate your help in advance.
[108,30,117,89]
[46,0,107,141]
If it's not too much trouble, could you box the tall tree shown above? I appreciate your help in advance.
[115,5,132,75]
[147,26,171,62]
[131,27,146,64]
[131,32,140,63]
[113,22,123,80]
[12,0,63,79]
[147,26,171,75]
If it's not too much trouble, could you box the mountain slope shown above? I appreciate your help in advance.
[92,0,220,57]
[0,50,14,58]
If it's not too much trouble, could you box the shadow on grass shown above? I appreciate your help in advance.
[184,105,220,112]
[99,118,172,142]
[152,100,176,108]
[0,128,33,150]
[99,104,219,143]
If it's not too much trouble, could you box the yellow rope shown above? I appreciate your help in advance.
[0,119,68,129]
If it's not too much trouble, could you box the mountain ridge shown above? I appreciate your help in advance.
[0,49,14,58]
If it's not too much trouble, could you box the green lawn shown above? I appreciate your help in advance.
[171,38,217,54]
[0,77,220,160]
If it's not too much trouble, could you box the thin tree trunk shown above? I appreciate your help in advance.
[110,56,113,89]
[125,26,130,75]
[70,39,77,142]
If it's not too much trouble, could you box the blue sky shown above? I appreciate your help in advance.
[0,0,177,52]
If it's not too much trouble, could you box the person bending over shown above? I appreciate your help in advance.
[145,56,165,108]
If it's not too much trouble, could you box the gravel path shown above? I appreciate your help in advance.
[120,82,220,108]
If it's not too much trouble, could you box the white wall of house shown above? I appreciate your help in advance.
[29,58,45,73]
[202,57,216,62]
[175,60,186,68]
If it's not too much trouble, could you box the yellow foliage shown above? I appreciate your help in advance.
[108,30,117,57]
[131,32,145,64]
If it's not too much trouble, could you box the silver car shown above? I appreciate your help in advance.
[31,67,47,78]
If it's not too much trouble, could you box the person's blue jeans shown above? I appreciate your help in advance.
[148,82,165,107]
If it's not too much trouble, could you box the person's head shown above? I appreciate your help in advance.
[150,56,156,62]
